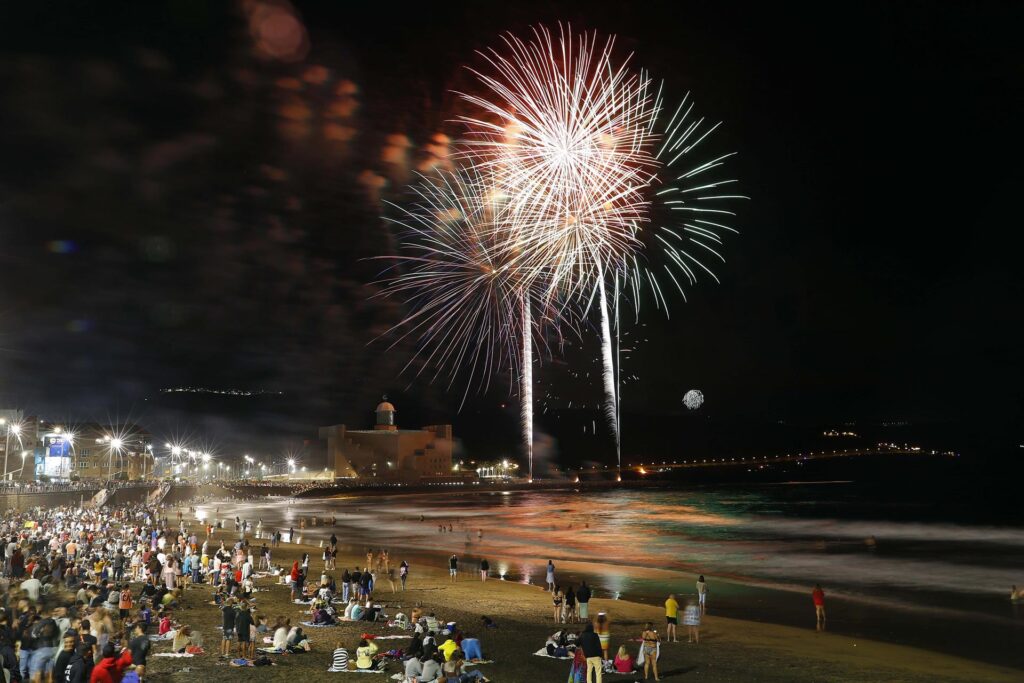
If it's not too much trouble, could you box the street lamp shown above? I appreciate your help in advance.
[107,437,125,481]
[2,421,23,482]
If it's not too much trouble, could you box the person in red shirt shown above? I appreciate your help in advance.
[89,643,132,683]
[812,584,826,631]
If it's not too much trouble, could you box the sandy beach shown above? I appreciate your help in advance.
[137,505,1020,683]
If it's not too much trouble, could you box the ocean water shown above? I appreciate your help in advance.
[197,481,1024,669]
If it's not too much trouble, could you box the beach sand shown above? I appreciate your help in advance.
[141,514,1020,683]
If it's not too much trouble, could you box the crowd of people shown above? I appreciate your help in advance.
[0,501,186,683]
[0,495,835,683]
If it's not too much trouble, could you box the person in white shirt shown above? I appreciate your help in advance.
[21,576,42,602]
[419,656,442,683]
[404,655,423,682]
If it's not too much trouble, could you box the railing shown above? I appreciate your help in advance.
[147,482,172,505]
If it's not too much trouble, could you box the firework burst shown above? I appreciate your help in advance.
[457,24,661,459]
[625,88,749,317]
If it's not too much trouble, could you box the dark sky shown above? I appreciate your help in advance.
[0,1,1021,461]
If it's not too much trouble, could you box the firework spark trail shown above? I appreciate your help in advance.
[595,256,618,452]
[520,292,533,479]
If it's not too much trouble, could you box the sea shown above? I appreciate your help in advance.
[196,475,1024,670]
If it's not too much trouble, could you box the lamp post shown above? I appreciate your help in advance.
[2,420,23,483]
[108,437,123,482]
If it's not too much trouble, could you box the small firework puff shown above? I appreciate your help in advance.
[683,389,704,410]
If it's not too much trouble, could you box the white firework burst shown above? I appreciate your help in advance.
[683,389,704,410]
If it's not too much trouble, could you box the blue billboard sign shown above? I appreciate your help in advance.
[46,436,71,458]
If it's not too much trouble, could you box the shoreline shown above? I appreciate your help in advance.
[193,489,1024,670]
[170,498,1022,681]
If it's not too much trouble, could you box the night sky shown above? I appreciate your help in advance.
[0,2,1021,462]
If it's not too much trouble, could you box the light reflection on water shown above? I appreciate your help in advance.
[196,486,1024,667]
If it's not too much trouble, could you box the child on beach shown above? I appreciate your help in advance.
[812,584,826,631]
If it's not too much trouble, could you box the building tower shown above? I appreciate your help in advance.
[374,396,397,431]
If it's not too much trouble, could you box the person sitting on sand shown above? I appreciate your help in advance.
[403,651,423,681]
[439,637,459,661]
[460,633,482,661]
[419,654,443,683]
[272,617,290,651]
[312,604,335,626]
[422,633,438,660]
[613,645,634,673]
[286,626,310,652]
[328,642,352,672]
[423,612,441,634]
[354,638,378,670]
[172,625,194,653]
[442,651,489,683]
[404,633,424,661]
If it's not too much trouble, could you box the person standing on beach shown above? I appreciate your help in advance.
[696,575,708,614]
[682,599,701,643]
[480,558,489,582]
[449,554,458,583]
[578,623,603,683]
[552,586,564,622]
[546,560,556,592]
[565,585,577,623]
[594,612,611,660]
[812,584,826,631]
[400,561,409,590]
[577,582,591,622]
[640,622,661,681]
[664,593,679,642]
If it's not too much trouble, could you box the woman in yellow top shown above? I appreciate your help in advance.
[354,638,378,670]
[664,593,679,642]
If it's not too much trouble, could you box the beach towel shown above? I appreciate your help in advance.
[256,647,285,655]
[636,641,660,666]
[533,648,573,660]
[147,633,174,641]
[300,621,340,628]
[462,660,494,666]
[153,653,194,658]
